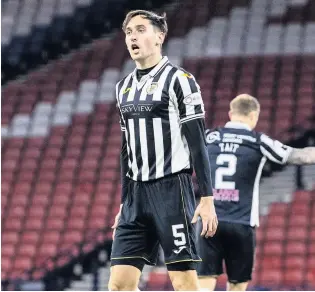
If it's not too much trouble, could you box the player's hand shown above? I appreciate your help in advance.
[111,204,123,240]
[191,196,218,238]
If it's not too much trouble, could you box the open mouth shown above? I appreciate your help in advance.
[131,44,140,52]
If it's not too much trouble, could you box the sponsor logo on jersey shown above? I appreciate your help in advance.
[123,87,131,94]
[183,93,202,105]
[213,189,240,202]
[181,73,193,78]
[206,131,221,144]
[121,104,153,113]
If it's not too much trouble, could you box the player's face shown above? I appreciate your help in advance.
[125,15,163,62]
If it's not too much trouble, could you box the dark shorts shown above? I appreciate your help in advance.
[197,221,256,283]
[110,172,201,270]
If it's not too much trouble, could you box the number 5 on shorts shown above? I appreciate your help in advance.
[172,224,186,246]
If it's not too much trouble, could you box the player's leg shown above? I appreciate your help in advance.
[168,262,200,291]
[222,223,256,291]
[148,172,202,290]
[226,281,248,291]
[108,264,142,291]
[108,182,159,290]
[198,276,218,291]
[196,218,224,291]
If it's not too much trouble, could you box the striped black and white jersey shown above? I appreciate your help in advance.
[116,56,205,181]
[206,121,293,227]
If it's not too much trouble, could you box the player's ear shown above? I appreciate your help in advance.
[157,31,165,46]
[228,110,233,120]
[248,111,255,122]
[250,111,258,121]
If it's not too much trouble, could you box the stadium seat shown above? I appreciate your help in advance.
[265,227,285,241]
[260,269,282,286]
[283,269,304,287]
[285,242,307,255]
[263,242,283,256]
[262,256,282,269]
[286,228,308,241]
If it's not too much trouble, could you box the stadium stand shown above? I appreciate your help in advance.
[1,0,171,83]
[1,0,315,290]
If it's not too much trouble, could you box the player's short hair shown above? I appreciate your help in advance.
[122,10,168,35]
[230,94,260,116]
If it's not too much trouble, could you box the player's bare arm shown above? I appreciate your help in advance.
[286,147,315,165]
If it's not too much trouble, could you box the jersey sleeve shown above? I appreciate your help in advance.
[172,70,205,124]
[259,133,293,164]
[115,83,126,132]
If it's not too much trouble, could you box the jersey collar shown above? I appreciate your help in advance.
[225,121,251,131]
[132,56,169,82]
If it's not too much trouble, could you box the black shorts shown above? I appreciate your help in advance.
[110,172,201,270]
[197,221,256,283]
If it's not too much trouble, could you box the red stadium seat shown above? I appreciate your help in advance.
[283,269,304,287]
[266,214,286,227]
[41,231,61,244]
[66,217,86,230]
[290,202,310,215]
[286,228,307,241]
[265,227,285,241]
[288,214,308,227]
[269,203,288,216]
[12,257,33,271]
[293,190,312,202]
[262,256,282,269]
[17,244,37,258]
[20,232,40,245]
[38,244,57,258]
[260,269,282,285]
[1,245,16,258]
[4,217,23,231]
[1,257,12,274]
[263,242,283,256]
[285,242,307,255]
[2,232,20,245]
[25,217,44,231]
[284,255,305,270]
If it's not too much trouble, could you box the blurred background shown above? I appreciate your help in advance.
[1,0,315,290]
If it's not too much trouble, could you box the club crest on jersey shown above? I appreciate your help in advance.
[147,83,158,94]
[206,131,220,144]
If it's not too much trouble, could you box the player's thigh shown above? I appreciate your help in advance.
[111,185,160,267]
[196,219,224,285]
[222,222,256,284]
[148,173,200,265]
[108,265,141,291]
